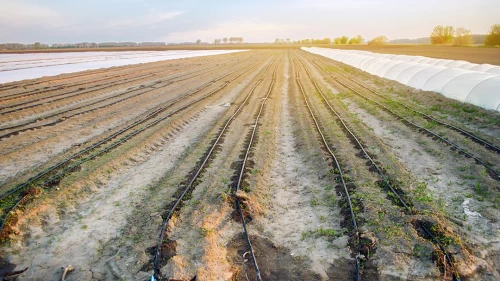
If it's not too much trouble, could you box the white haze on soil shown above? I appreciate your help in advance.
[0,50,247,84]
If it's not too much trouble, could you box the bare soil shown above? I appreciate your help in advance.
[318,45,500,65]
[1,49,499,281]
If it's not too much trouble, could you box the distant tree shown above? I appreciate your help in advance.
[286,38,291,44]
[322,38,331,44]
[454,27,473,46]
[213,39,221,44]
[340,36,349,44]
[34,42,41,49]
[229,37,243,43]
[368,35,388,45]
[430,25,454,45]
[348,35,364,45]
[333,37,342,44]
[196,39,201,44]
[485,24,500,46]
[223,37,228,44]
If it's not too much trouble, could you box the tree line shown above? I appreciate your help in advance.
[430,24,500,46]
[273,36,366,45]
[273,35,387,45]
[270,23,500,47]
[212,37,244,44]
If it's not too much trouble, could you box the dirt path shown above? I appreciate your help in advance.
[247,53,353,279]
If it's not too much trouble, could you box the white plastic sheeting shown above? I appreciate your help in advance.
[302,47,500,112]
[0,50,247,84]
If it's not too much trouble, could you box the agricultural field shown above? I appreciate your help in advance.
[4,44,499,65]
[318,45,500,65]
[0,49,499,281]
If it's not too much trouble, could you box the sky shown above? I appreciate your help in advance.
[0,0,499,44]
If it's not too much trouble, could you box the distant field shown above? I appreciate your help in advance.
[2,44,499,65]
[0,44,294,53]
[319,44,500,65]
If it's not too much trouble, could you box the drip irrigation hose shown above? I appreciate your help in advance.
[299,54,461,280]
[152,58,276,280]
[293,58,361,280]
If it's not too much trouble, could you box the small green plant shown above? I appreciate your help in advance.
[82,225,88,229]
[415,182,433,203]
[311,198,319,206]
[133,234,143,243]
[378,211,385,221]
[301,230,313,240]
[315,228,336,238]
[413,244,426,258]
[324,194,336,207]
[475,182,488,197]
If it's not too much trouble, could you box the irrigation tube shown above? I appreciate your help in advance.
[0,59,264,236]
[298,58,411,211]
[293,58,361,280]
[0,58,262,201]
[313,59,500,154]
[300,55,461,280]
[233,59,282,281]
[152,58,276,280]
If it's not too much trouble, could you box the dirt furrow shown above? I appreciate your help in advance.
[0,52,274,281]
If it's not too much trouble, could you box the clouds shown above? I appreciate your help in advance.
[163,19,309,42]
[107,10,183,29]
[1,0,499,44]
[0,1,67,28]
